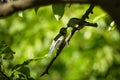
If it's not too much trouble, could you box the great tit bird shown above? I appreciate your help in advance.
[48,27,67,56]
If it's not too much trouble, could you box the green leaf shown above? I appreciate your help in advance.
[0,41,8,54]
[34,7,40,14]
[0,41,15,60]
[52,4,66,21]
[0,41,15,54]
[17,66,30,77]
[17,11,24,18]
[2,47,15,60]
[2,47,15,54]
[66,3,72,8]
[3,53,14,60]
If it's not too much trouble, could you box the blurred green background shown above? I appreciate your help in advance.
[0,4,120,80]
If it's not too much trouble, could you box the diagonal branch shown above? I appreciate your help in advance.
[40,4,96,77]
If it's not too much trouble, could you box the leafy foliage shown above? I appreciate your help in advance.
[0,4,120,80]
[52,4,66,20]
[0,41,15,60]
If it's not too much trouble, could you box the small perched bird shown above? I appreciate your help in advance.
[67,18,80,28]
[67,18,97,28]
[48,27,67,56]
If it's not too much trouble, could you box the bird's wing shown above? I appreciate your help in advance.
[55,36,64,49]
[48,40,56,56]
[48,36,64,56]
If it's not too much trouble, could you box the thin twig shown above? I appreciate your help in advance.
[81,3,95,21]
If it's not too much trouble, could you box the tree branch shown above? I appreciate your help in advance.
[40,4,96,76]
[0,0,90,17]
[0,0,120,30]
